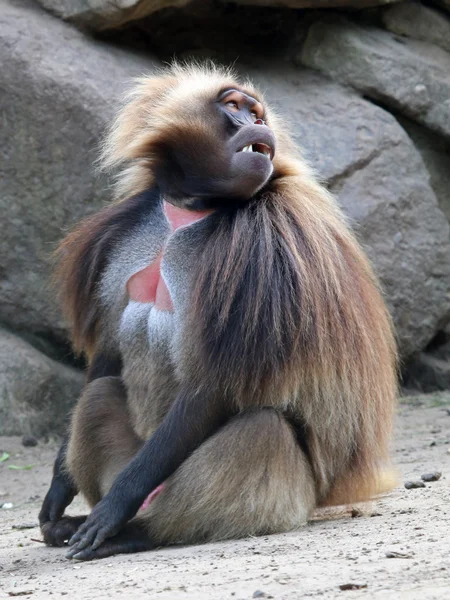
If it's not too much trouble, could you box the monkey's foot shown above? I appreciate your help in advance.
[66,523,153,561]
[41,516,88,547]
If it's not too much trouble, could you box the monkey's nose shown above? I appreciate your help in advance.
[254,119,265,125]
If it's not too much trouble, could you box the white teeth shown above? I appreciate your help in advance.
[240,145,253,153]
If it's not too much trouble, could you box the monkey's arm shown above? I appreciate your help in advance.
[66,388,229,559]
[38,438,77,526]
[39,353,122,533]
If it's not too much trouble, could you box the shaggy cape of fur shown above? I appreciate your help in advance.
[56,63,397,510]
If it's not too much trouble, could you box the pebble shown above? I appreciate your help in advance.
[339,583,367,591]
[385,551,413,559]
[12,523,37,530]
[404,481,425,489]
[22,435,38,447]
[421,472,441,482]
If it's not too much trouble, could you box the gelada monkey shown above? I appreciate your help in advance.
[39,63,397,560]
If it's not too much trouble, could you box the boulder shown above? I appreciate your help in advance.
[0,328,84,436]
[404,352,450,392]
[396,116,450,223]
[299,18,450,139]
[431,0,450,12]
[249,65,450,358]
[37,0,190,30]
[35,0,404,31]
[227,0,401,9]
[382,2,450,54]
[0,0,160,343]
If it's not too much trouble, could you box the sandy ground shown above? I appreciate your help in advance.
[1,393,449,600]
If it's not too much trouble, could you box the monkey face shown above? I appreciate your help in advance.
[102,65,291,207]
[147,83,276,206]
[215,88,276,200]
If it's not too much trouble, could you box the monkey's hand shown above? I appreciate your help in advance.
[39,475,77,526]
[66,491,138,560]
[39,439,77,533]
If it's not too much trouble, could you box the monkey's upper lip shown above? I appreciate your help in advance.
[233,125,275,161]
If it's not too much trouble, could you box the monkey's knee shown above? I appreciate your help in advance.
[139,408,316,545]
[67,376,141,506]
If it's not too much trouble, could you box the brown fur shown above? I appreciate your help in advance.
[55,63,397,550]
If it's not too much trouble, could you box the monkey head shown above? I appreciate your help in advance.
[153,86,276,205]
[102,65,285,208]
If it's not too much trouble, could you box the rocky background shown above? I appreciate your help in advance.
[1,0,449,437]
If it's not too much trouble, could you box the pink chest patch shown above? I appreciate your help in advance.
[126,202,213,311]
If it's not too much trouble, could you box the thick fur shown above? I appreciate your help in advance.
[68,378,315,546]
[51,63,397,553]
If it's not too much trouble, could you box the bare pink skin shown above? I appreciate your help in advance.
[140,483,166,511]
[126,202,213,311]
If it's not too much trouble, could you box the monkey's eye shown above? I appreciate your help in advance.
[225,100,239,110]
[250,111,258,122]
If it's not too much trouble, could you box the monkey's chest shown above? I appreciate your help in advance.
[116,203,214,437]
[125,202,212,313]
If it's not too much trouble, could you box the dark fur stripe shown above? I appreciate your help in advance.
[55,188,161,354]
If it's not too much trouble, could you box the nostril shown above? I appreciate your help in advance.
[255,119,264,125]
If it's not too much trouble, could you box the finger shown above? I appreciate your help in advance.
[91,528,109,551]
[68,522,89,546]
[68,525,97,553]
[67,548,96,561]
[67,542,88,558]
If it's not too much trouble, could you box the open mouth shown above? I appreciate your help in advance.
[238,143,273,160]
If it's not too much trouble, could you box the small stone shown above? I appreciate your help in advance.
[253,592,267,599]
[404,481,426,489]
[351,508,363,518]
[339,583,368,591]
[385,551,414,559]
[21,435,38,448]
[421,472,442,482]
[1,502,14,509]
[12,523,37,530]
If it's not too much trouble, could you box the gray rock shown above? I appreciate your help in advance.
[383,2,450,54]
[38,0,190,30]
[0,0,160,343]
[299,18,450,139]
[228,0,401,9]
[404,352,450,392]
[0,328,84,436]
[421,472,441,482]
[21,435,38,447]
[396,116,450,223]
[431,0,450,12]
[404,480,426,489]
[249,66,450,358]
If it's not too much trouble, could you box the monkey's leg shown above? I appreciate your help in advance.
[68,408,314,560]
[136,408,316,548]
[42,376,147,553]
[39,353,123,546]
[66,376,143,507]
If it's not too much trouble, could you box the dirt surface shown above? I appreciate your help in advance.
[1,393,449,599]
